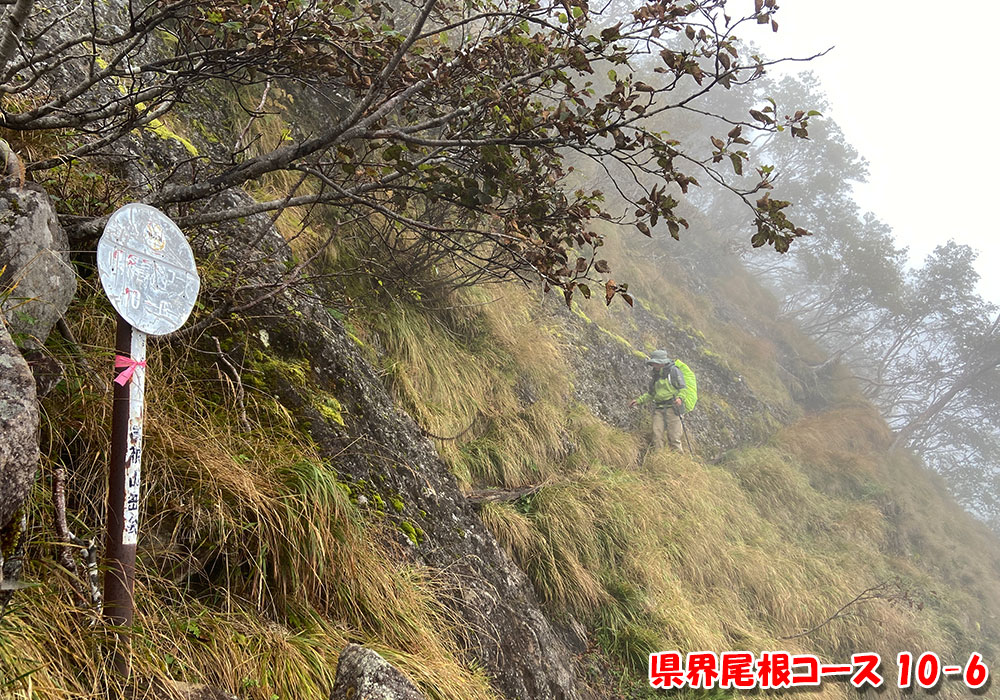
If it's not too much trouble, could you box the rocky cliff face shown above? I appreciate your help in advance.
[0,183,75,535]
[0,37,592,694]
[0,319,38,534]
[561,299,780,457]
[0,164,795,700]
[196,195,584,699]
[187,194,799,698]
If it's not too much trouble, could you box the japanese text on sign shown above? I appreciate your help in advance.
[121,331,146,545]
[649,651,988,691]
[97,203,199,336]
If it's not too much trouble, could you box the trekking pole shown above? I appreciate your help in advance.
[680,416,694,454]
[675,404,694,455]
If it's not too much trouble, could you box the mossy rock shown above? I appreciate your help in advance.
[316,395,345,426]
[399,521,424,545]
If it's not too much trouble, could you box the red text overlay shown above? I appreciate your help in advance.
[649,651,989,691]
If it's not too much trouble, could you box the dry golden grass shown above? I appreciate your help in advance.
[1,281,497,700]
[355,272,1000,699]
[363,286,572,490]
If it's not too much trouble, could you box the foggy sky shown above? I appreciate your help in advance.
[745,1,1000,306]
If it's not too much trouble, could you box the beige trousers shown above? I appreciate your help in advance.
[652,406,684,451]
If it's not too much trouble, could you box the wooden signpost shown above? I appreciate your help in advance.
[96,203,199,678]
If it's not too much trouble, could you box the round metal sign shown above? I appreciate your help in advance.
[97,203,200,335]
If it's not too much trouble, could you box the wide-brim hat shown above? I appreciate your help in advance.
[646,349,671,365]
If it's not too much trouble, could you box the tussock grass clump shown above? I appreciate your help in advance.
[361,287,572,490]
[12,217,997,700]
[358,277,1000,698]
[480,431,998,699]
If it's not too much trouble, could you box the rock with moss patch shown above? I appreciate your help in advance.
[0,185,77,346]
[399,521,423,545]
[329,644,426,700]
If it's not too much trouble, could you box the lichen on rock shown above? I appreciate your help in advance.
[329,644,427,700]
[0,184,77,346]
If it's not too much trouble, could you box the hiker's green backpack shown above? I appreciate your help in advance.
[674,359,697,413]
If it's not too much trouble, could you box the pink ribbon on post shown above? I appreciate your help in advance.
[114,355,146,386]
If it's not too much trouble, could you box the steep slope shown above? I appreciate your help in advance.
[341,213,1000,699]
[205,208,581,699]
[5,167,1000,700]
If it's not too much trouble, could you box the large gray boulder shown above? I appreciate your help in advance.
[0,319,39,530]
[329,645,426,700]
[0,184,77,345]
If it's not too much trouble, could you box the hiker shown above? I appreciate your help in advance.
[629,350,697,452]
